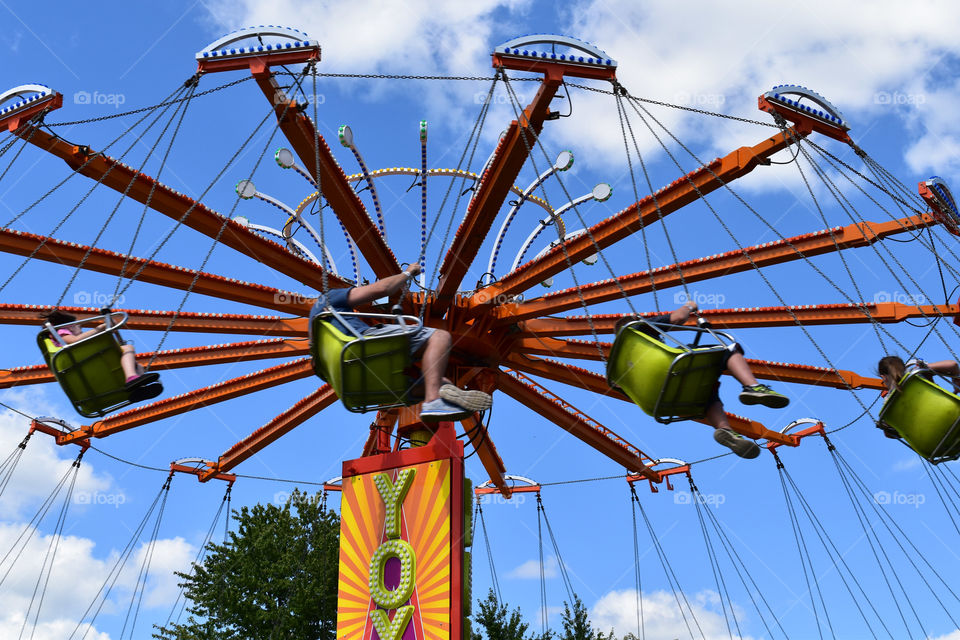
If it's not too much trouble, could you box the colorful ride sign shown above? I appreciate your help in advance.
[337,426,467,640]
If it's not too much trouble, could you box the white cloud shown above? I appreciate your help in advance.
[0,389,114,520]
[204,1,960,199]
[0,393,195,636]
[507,554,558,579]
[0,522,196,637]
[929,630,960,640]
[591,589,758,640]
[892,455,922,472]
[0,613,110,640]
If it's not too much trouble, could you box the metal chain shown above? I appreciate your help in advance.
[565,81,778,128]
[56,83,192,306]
[43,75,250,127]
[0,82,192,297]
[113,82,198,303]
[147,103,288,367]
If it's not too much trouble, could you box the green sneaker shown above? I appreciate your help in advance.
[739,384,789,409]
[713,428,761,459]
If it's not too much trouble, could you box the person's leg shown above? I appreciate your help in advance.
[420,329,451,403]
[726,353,757,386]
[121,344,160,388]
[728,351,790,408]
[120,344,138,380]
[706,400,760,459]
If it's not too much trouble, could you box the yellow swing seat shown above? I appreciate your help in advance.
[607,318,739,423]
[38,312,138,418]
[877,369,960,464]
[310,310,423,413]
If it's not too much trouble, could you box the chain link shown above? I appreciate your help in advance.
[43,75,248,127]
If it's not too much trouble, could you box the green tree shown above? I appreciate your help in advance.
[154,490,339,640]
[558,594,610,640]
[472,589,556,640]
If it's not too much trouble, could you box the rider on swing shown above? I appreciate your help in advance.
[308,262,492,422]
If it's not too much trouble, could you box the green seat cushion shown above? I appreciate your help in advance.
[39,332,131,418]
[608,325,728,422]
[879,373,960,462]
[310,315,413,413]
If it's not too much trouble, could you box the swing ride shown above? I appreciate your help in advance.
[1,24,960,639]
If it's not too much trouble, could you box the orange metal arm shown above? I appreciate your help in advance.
[435,72,563,308]
[504,353,794,445]
[0,338,306,389]
[460,413,511,498]
[249,64,400,280]
[497,213,936,322]
[498,368,659,479]
[0,228,312,314]
[520,301,960,336]
[60,358,315,444]
[362,410,400,457]
[472,127,808,308]
[0,304,307,337]
[512,336,882,390]
[13,126,347,290]
[204,384,337,480]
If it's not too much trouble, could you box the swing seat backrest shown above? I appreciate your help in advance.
[38,329,131,418]
[607,323,732,423]
[310,313,414,413]
[878,371,960,464]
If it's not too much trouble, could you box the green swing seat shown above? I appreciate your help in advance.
[310,310,422,413]
[877,369,960,464]
[607,318,738,423]
[38,312,137,418]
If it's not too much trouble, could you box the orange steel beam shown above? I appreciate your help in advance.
[504,353,794,445]
[0,304,306,337]
[434,70,564,308]
[472,126,809,309]
[0,338,306,389]
[513,336,882,390]
[249,63,400,280]
[521,301,960,336]
[362,410,400,457]
[498,369,658,479]
[0,228,312,314]
[497,212,936,323]
[461,413,511,498]
[204,384,337,480]
[60,358,315,444]
[171,462,235,484]
[13,126,348,291]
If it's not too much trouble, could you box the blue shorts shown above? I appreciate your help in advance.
[309,288,435,356]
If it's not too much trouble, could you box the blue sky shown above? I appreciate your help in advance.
[2,1,960,638]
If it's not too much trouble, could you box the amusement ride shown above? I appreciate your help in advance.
[1,25,960,639]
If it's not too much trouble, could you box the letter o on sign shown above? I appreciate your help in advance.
[368,539,417,609]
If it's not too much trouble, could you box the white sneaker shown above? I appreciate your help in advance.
[419,399,473,423]
[439,384,492,412]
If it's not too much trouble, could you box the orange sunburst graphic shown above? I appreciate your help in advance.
[336,460,452,640]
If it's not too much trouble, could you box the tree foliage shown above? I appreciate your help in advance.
[154,490,339,640]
